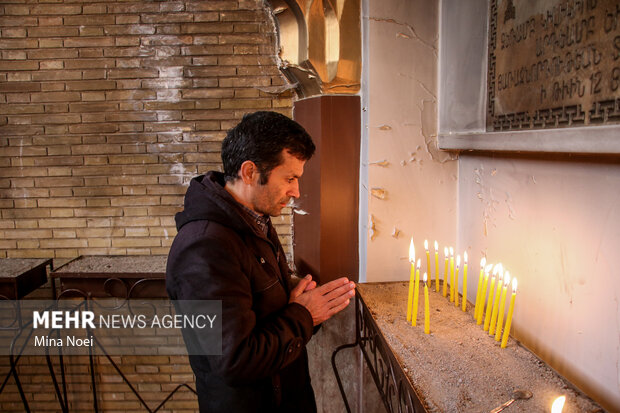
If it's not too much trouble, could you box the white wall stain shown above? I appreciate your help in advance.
[370,187,387,200]
[369,159,390,167]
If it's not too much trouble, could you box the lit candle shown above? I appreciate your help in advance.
[489,264,504,336]
[449,247,454,302]
[483,265,499,331]
[442,247,449,297]
[406,238,416,322]
[454,254,460,307]
[411,258,421,326]
[424,240,430,287]
[500,278,517,348]
[462,252,468,311]
[551,395,566,413]
[477,264,492,324]
[474,257,486,320]
[423,272,430,334]
[494,272,510,341]
[434,241,439,292]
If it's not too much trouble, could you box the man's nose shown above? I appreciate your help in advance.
[288,181,300,198]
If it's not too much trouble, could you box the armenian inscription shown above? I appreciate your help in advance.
[487,0,620,130]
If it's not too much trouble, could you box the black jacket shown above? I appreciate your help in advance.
[166,171,317,413]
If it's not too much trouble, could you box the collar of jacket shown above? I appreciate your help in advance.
[175,171,276,244]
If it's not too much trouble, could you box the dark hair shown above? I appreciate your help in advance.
[221,111,316,184]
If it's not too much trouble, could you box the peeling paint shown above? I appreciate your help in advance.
[369,16,437,55]
[369,214,377,241]
[400,160,407,166]
[532,175,537,184]
[371,187,387,200]
[378,124,392,131]
[391,227,401,239]
[369,159,390,167]
[397,32,411,39]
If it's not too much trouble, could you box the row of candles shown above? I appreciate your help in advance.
[406,239,518,348]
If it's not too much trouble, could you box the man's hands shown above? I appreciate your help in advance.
[290,275,356,326]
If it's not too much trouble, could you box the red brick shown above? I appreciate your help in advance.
[141,13,194,23]
[0,16,37,26]
[2,28,27,38]
[63,37,115,48]
[30,92,81,102]
[37,16,63,26]
[186,1,237,11]
[104,25,155,35]
[0,61,39,71]
[27,49,78,59]
[107,69,159,79]
[63,15,115,26]
[62,59,114,70]
[181,23,233,34]
[107,3,160,13]
[31,4,82,15]
[65,80,116,91]
[68,123,118,134]
[141,35,193,46]
[83,4,106,14]
[27,27,79,37]
[0,82,41,93]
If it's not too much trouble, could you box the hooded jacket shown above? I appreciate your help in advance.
[166,171,316,413]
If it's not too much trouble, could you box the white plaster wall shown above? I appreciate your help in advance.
[459,154,620,410]
[364,0,457,281]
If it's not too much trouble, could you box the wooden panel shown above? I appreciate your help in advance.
[293,95,360,284]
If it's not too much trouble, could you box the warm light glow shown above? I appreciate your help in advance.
[409,238,415,263]
[424,239,428,251]
[512,277,518,293]
[480,257,486,268]
[444,247,449,257]
[551,396,566,413]
[485,263,493,274]
[504,272,511,286]
[416,258,421,269]
[449,246,454,256]
[434,240,438,251]
[464,251,468,264]
[423,272,427,283]
[456,254,461,268]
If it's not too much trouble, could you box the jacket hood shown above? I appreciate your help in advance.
[175,171,263,238]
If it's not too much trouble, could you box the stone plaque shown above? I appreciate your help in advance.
[487,0,620,131]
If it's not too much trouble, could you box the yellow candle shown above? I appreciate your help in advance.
[477,264,492,324]
[454,254,460,307]
[501,278,517,348]
[423,273,430,334]
[483,271,497,331]
[488,265,504,335]
[495,272,510,341]
[449,247,454,302]
[462,252,468,312]
[424,240,430,286]
[406,238,416,322]
[442,247,449,297]
[474,257,486,319]
[411,258,421,326]
[434,241,439,292]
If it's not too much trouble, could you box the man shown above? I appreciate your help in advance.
[166,111,356,413]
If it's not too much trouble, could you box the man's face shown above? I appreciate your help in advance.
[250,150,305,217]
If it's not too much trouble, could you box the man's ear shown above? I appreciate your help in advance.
[238,160,259,185]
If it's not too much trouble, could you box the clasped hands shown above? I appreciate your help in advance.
[290,275,356,326]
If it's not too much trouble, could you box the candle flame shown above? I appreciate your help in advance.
[456,254,461,267]
[434,240,438,251]
[480,257,486,268]
[551,396,566,413]
[464,251,468,264]
[504,272,511,286]
[416,258,421,268]
[423,272,427,283]
[444,247,448,257]
[424,239,428,250]
[512,278,518,292]
[485,263,493,274]
[449,246,454,256]
[492,263,502,276]
[409,238,415,263]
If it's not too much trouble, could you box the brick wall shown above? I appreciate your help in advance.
[0,1,295,411]
[0,0,295,261]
